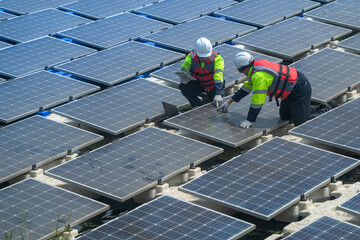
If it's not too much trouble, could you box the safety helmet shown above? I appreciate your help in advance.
[234,52,254,69]
[194,37,212,58]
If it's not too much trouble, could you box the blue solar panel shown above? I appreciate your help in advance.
[0,0,76,15]
[0,10,14,21]
[338,192,360,218]
[337,34,360,54]
[233,17,351,60]
[180,137,359,220]
[0,37,95,78]
[51,79,188,135]
[57,12,171,49]
[54,41,185,86]
[0,41,11,50]
[134,0,237,24]
[283,216,360,240]
[78,195,255,240]
[141,16,257,53]
[215,0,320,28]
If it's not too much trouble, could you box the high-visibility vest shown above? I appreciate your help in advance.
[253,60,297,100]
[190,50,217,91]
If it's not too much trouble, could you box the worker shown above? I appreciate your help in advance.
[218,52,312,128]
[179,37,224,108]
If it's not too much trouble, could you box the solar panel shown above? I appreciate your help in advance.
[0,9,91,44]
[54,41,185,86]
[0,178,109,240]
[151,44,282,88]
[134,0,237,24]
[0,115,103,184]
[312,0,335,3]
[59,0,157,20]
[215,0,320,28]
[141,16,257,53]
[57,12,171,49]
[289,98,360,155]
[46,127,223,201]
[0,10,14,21]
[233,17,351,60]
[51,79,188,135]
[283,216,360,240]
[0,37,95,78]
[337,34,360,54]
[0,0,76,15]
[0,70,100,123]
[290,48,360,103]
[0,41,11,50]
[338,192,360,218]
[180,137,359,220]
[164,96,288,148]
[304,0,360,31]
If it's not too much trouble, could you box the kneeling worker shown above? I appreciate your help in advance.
[218,52,312,128]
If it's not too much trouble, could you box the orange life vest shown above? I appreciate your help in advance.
[190,50,217,91]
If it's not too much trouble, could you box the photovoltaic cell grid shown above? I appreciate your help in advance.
[57,13,171,49]
[337,34,360,54]
[0,9,91,43]
[78,195,255,240]
[289,98,360,155]
[46,127,223,201]
[164,96,288,148]
[0,41,10,50]
[304,0,360,31]
[283,216,360,240]
[0,178,109,240]
[151,44,282,87]
[141,16,257,53]
[59,0,157,20]
[0,11,14,21]
[0,115,103,183]
[134,0,237,24]
[290,48,360,103]
[215,0,320,28]
[0,0,76,15]
[180,137,360,220]
[233,17,351,60]
[338,192,360,218]
[0,37,95,78]
[51,79,188,135]
[0,70,99,123]
[54,41,184,86]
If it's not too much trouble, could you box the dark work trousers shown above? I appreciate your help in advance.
[179,81,216,107]
[279,71,312,126]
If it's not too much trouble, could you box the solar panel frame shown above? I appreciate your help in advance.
[179,137,360,220]
[0,41,11,50]
[233,17,351,60]
[0,0,77,15]
[0,10,14,21]
[0,178,109,240]
[337,34,360,54]
[338,192,360,218]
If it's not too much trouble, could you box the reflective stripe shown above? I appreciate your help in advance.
[190,51,196,58]
[210,54,216,61]
[214,68,223,73]
[214,79,223,83]
[250,103,263,109]
[253,90,267,94]
[242,86,252,93]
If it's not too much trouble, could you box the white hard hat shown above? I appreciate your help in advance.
[234,52,254,69]
[194,37,212,58]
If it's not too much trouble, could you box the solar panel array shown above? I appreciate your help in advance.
[290,48,360,103]
[0,10,14,21]
[54,41,184,86]
[57,13,171,49]
[215,0,320,28]
[0,178,109,240]
[46,127,223,201]
[164,96,288,147]
[151,44,282,87]
[59,0,157,20]
[0,9,91,43]
[52,79,188,135]
[0,37,95,78]
[337,33,360,54]
[289,98,360,154]
[180,137,359,220]
[0,0,76,15]
[283,216,360,240]
[233,17,351,60]
[0,70,99,123]
[304,0,360,31]
[134,0,236,24]
[141,16,257,53]
[0,115,103,183]
[338,192,360,218]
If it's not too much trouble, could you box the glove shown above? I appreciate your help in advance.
[217,100,231,113]
[239,120,253,128]
[212,95,222,108]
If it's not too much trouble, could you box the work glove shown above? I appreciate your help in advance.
[212,95,223,108]
[239,120,253,128]
[217,100,231,113]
